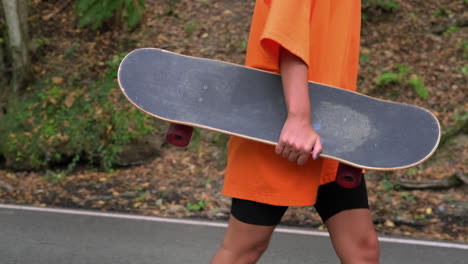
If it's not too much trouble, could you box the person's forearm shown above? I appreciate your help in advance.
[279,47,310,120]
[277,47,322,163]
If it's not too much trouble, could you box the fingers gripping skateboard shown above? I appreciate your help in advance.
[336,163,363,189]
[166,124,194,147]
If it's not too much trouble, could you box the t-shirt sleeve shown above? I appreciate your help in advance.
[260,0,312,68]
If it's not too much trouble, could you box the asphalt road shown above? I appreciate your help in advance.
[0,204,467,264]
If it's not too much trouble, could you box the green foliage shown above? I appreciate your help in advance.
[362,0,398,12]
[395,65,410,75]
[375,65,429,99]
[0,53,154,171]
[362,0,398,21]
[458,41,468,50]
[203,178,213,185]
[406,167,418,176]
[461,41,468,59]
[376,72,400,86]
[376,0,398,12]
[360,53,370,64]
[413,213,427,220]
[187,200,206,211]
[462,65,468,75]
[400,192,416,203]
[432,9,450,18]
[64,43,80,59]
[33,38,48,51]
[239,40,247,52]
[453,109,468,125]
[43,170,67,183]
[442,194,456,203]
[408,76,429,99]
[376,65,409,87]
[443,26,460,35]
[185,21,197,34]
[134,192,149,202]
[439,108,467,147]
[75,0,145,30]
[379,175,394,192]
[212,132,229,167]
[212,132,229,147]
[159,0,182,19]
[189,127,202,151]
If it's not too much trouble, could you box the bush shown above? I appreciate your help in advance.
[75,0,145,30]
[0,54,154,171]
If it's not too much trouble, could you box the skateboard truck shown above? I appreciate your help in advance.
[166,124,194,147]
[336,163,362,189]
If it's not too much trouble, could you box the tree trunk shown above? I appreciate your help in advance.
[0,43,6,118]
[0,30,6,89]
[0,2,7,118]
[1,0,31,94]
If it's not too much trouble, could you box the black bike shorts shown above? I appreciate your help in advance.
[231,176,369,226]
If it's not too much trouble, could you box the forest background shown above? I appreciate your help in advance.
[0,0,466,242]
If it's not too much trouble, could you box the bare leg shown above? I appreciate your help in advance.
[211,215,277,264]
[325,209,380,264]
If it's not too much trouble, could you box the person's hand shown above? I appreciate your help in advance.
[275,114,322,165]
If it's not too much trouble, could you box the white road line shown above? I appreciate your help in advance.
[1,203,467,250]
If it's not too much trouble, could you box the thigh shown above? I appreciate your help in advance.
[314,176,379,262]
[223,198,288,251]
[314,175,369,223]
[325,209,379,263]
[231,198,288,226]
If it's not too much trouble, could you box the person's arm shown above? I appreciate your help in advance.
[275,47,322,165]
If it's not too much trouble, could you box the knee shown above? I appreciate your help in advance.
[240,239,270,263]
[252,240,270,257]
[356,231,380,263]
[219,239,270,264]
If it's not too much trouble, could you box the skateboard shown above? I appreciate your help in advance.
[118,48,441,187]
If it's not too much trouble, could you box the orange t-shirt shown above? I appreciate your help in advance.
[222,0,362,206]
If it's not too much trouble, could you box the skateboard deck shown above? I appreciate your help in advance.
[118,48,441,171]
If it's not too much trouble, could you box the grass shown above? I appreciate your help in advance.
[187,200,207,211]
[360,53,370,64]
[375,65,429,99]
[239,40,247,51]
[408,76,429,99]
[444,26,460,35]
[185,21,197,34]
[461,65,468,75]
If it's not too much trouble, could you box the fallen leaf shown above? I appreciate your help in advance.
[52,76,63,84]
[385,220,395,227]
